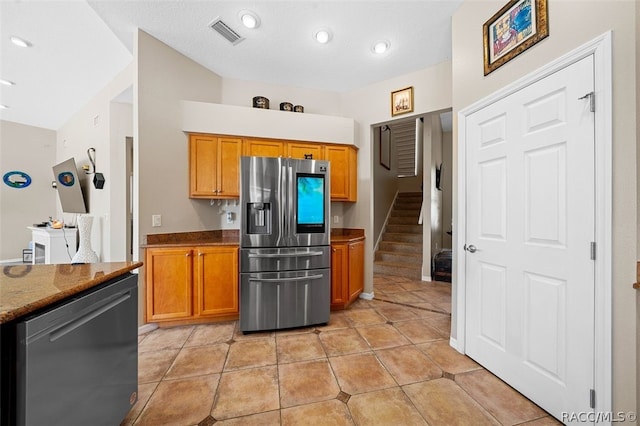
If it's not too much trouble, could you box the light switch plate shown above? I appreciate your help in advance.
[152,214,162,227]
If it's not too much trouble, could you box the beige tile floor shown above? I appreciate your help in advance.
[124,275,561,425]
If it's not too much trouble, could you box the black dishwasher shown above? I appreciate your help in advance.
[13,273,138,426]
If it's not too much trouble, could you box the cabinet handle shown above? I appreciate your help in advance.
[185,253,191,257]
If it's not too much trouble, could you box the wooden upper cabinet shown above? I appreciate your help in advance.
[325,144,357,201]
[189,134,241,198]
[243,138,285,158]
[287,142,324,160]
[217,137,242,197]
[190,133,357,202]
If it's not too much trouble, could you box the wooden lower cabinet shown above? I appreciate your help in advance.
[145,245,239,324]
[330,238,364,310]
[195,246,238,317]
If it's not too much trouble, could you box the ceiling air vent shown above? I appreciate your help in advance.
[210,18,244,45]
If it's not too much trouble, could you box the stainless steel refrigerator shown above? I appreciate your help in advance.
[239,156,331,332]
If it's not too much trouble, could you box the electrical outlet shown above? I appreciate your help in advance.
[333,215,339,224]
[152,214,162,227]
[226,212,233,224]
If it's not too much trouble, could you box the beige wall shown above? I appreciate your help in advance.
[636,0,640,414]
[135,30,223,248]
[453,0,638,417]
[372,125,399,248]
[341,61,454,294]
[441,131,453,249]
[0,120,56,260]
[57,63,134,261]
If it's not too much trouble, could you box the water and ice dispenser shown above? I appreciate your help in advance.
[246,202,271,235]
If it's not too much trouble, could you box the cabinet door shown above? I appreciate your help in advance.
[348,240,364,302]
[145,247,194,321]
[189,135,217,197]
[288,142,324,160]
[325,145,357,201]
[195,246,239,317]
[330,243,349,309]
[217,137,242,197]
[244,139,285,157]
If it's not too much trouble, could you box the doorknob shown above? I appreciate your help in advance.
[464,244,477,253]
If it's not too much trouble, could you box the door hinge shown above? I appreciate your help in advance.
[590,389,596,409]
[578,91,595,112]
[590,242,596,260]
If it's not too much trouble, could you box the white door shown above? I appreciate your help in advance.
[465,55,595,421]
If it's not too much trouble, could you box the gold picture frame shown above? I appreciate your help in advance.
[483,0,549,75]
[391,86,413,117]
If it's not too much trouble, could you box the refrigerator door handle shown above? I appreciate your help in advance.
[249,274,325,283]
[247,251,324,258]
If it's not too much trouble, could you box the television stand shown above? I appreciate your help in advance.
[27,227,77,264]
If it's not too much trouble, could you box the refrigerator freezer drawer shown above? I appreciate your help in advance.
[240,269,330,332]
[240,246,330,273]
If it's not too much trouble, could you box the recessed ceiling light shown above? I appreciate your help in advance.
[0,79,15,86]
[373,40,390,54]
[239,10,260,29]
[314,29,332,44]
[10,36,32,48]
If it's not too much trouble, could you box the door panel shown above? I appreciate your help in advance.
[465,55,595,421]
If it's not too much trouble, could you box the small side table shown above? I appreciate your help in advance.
[27,226,78,264]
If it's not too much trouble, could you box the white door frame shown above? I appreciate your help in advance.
[454,32,612,416]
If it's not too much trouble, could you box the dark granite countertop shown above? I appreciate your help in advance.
[0,261,143,324]
[143,228,364,248]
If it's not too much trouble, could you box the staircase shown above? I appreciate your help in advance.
[373,192,423,280]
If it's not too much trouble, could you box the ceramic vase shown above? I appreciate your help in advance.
[71,214,98,263]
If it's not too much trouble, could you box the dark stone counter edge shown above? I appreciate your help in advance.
[0,262,143,324]
[143,228,365,248]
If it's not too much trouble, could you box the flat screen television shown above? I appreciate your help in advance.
[52,158,87,214]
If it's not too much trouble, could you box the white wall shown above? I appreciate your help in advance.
[372,125,399,248]
[0,120,56,260]
[452,0,638,417]
[57,63,134,262]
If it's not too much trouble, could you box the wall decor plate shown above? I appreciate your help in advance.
[280,102,293,111]
[3,171,32,188]
[58,171,75,187]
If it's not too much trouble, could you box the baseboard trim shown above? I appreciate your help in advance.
[138,323,158,335]
[450,336,464,354]
[359,292,375,301]
[0,258,25,265]
[422,274,432,282]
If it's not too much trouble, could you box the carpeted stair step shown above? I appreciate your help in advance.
[375,250,422,264]
[393,201,422,211]
[373,261,422,280]
[385,224,423,234]
[382,232,422,244]
[388,216,420,225]
[390,209,421,218]
[378,241,422,254]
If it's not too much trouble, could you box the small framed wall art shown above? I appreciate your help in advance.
[391,86,413,117]
[483,0,549,75]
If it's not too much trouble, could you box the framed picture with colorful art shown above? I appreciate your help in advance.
[483,0,549,75]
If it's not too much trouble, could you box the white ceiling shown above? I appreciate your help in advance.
[1,0,462,131]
